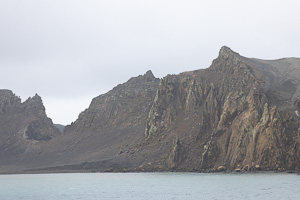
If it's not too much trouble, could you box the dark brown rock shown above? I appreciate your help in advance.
[0,90,61,172]
[0,90,60,141]
[1,47,300,173]
[133,46,300,172]
[20,70,161,173]
[64,70,159,134]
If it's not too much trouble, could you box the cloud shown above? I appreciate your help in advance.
[0,0,299,124]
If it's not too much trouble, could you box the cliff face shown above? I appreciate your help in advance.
[64,70,159,134]
[0,90,60,171]
[0,90,60,141]
[37,71,161,169]
[1,47,299,173]
[137,47,300,171]
[0,71,160,173]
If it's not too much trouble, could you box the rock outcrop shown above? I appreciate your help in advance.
[29,71,161,170]
[64,70,159,134]
[0,90,61,172]
[0,90,60,141]
[133,46,300,172]
[1,47,299,173]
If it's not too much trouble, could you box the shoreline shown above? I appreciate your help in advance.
[1,169,299,175]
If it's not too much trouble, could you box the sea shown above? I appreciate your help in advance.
[0,172,299,200]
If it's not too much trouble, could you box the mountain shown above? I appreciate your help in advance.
[0,90,61,140]
[64,70,159,134]
[0,70,160,173]
[132,47,300,172]
[0,47,299,173]
[0,90,61,172]
[43,70,160,170]
[54,124,65,132]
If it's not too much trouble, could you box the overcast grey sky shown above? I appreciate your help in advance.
[1,0,299,125]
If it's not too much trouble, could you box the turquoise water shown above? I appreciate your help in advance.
[0,172,299,199]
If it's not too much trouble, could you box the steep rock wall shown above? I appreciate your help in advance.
[140,47,300,171]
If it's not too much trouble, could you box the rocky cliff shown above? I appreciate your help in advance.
[0,90,61,172]
[22,70,161,171]
[1,47,299,173]
[130,47,300,172]
[64,70,159,134]
[0,90,60,141]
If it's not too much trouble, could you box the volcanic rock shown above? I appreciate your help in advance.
[0,90,60,172]
[22,70,161,172]
[1,47,300,173]
[0,90,60,141]
[131,46,300,172]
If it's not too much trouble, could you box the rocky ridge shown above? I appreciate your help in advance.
[0,47,299,173]
[7,70,161,172]
[129,47,300,172]
[0,90,60,141]
[64,70,159,134]
[0,90,61,172]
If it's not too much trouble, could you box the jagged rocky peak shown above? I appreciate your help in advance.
[24,93,45,110]
[0,90,44,110]
[64,70,160,133]
[219,46,237,56]
[0,89,14,96]
[145,46,261,136]
[0,89,21,102]
[144,70,156,81]
[210,46,248,72]
[142,46,300,172]
[25,93,43,104]
[213,46,241,66]
[0,89,61,141]
[0,90,21,112]
[30,93,42,101]
[17,94,48,119]
[126,70,157,85]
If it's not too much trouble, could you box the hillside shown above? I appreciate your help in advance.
[0,90,61,172]
[0,47,299,173]
[130,47,300,172]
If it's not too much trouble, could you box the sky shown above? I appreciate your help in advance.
[1,0,300,125]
